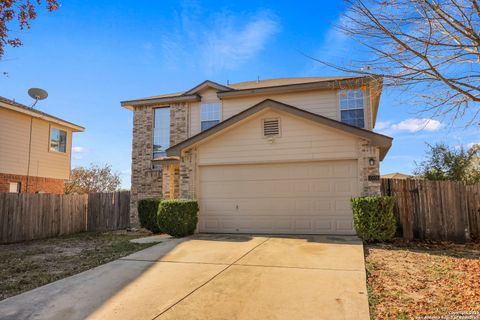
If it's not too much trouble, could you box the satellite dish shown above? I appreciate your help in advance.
[28,88,48,100]
[28,88,48,108]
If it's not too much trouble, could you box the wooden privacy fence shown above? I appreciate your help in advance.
[381,179,480,242]
[0,191,130,244]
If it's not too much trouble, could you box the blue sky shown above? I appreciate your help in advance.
[1,0,478,188]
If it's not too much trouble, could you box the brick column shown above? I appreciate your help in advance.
[358,139,381,196]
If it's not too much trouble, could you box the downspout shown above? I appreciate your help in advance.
[25,117,34,193]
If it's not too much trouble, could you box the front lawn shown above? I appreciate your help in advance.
[365,241,480,319]
[0,231,156,301]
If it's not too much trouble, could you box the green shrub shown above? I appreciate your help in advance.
[138,198,161,233]
[351,196,396,242]
[157,199,199,237]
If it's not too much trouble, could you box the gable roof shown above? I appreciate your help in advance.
[0,96,85,132]
[183,80,233,95]
[166,99,392,160]
[120,75,381,110]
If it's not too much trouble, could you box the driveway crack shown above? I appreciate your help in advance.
[151,237,271,320]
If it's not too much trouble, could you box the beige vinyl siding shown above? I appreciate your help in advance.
[0,108,72,180]
[222,90,339,121]
[197,109,359,166]
[198,88,219,102]
[188,87,374,138]
[189,102,200,136]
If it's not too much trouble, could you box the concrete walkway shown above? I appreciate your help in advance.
[0,234,370,320]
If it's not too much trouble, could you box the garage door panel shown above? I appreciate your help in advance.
[201,180,355,198]
[199,160,358,235]
[200,161,358,182]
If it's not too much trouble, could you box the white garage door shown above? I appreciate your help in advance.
[198,160,359,235]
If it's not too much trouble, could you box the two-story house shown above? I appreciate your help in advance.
[0,96,84,194]
[122,76,392,235]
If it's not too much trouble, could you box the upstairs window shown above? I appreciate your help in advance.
[50,128,67,153]
[339,89,365,128]
[153,107,170,158]
[201,102,220,131]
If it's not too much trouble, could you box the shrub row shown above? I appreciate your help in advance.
[139,195,395,241]
[351,196,396,242]
[137,198,199,237]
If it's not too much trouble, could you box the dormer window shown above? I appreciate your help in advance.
[201,102,220,131]
[339,89,365,128]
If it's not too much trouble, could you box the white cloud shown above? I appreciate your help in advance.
[72,146,88,153]
[375,121,391,130]
[160,8,280,73]
[203,13,279,72]
[467,142,480,148]
[390,118,443,133]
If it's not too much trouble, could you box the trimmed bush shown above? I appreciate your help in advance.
[138,198,162,233]
[351,196,396,242]
[157,199,199,237]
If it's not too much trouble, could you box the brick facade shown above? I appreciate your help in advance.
[0,172,65,194]
[130,105,162,226]
[179,147,197,198]
[130,102,188,227]
[358,139,381,196]
[161,163,180,199]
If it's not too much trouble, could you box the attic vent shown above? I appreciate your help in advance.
[263,118,280,137]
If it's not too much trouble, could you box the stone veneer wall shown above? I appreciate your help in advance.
[170,103,188,146]
[130,103,189,226]
[358,139,381,196]
[161,163,180,199]
[130,106,162,226]
[179,147,197,199]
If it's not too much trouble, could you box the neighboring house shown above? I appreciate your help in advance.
[382,172,413,179]
[0,96,84,194]
[122,76,393,235]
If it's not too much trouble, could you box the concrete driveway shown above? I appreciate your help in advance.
[0,234,369,320]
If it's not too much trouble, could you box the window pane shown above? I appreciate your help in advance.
[201,120,219,131]
[153,107,170,158]
[339,89,364,110]
[59,130,67,152]
[341,110,365,128]
[201,103,220,130]
[50,128,67,153]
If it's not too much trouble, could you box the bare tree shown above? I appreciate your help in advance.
[0,0,59,58]
[313,0,480,124]
[65,164,121,194]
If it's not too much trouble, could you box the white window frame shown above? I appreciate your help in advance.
[200,102,221,131]
[49,126,67,153]
[9,182,21,193]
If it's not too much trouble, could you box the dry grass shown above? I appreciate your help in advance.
[0,230,156,301]
[365,241,480,320]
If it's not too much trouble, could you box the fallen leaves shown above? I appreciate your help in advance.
[365,241,480,319]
